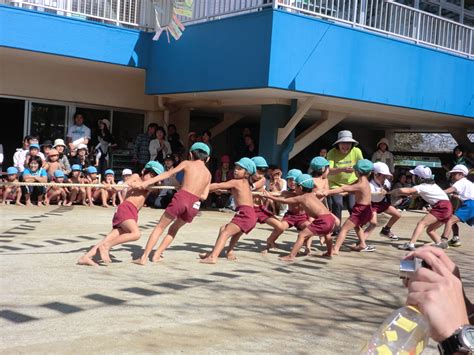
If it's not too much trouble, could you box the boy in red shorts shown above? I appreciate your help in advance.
[263,174,337,260]
[131,143,212,265]
[77,161,164,266]
[199,157,257,264]
[325,159,375,254]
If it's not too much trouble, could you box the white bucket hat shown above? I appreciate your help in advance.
[333,130,358,145]
[122,168,133,176]
[449,164,468,176]
[377,138,389,149]
[373,162,392,176]
[53,138,66,148]
[100,119,111,130]
[409,165,432,179]
[76,143,88,151]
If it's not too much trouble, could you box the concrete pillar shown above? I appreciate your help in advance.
[259,102,296,175]
[449,128,474,151]
[170,107,191,141]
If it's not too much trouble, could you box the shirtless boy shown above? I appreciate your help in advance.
[77,161,164,266]
[65,164,85,206]
[1,167,22,205]
[84,166,101,207]
[101,169,117,208]
[199,157,257,264]
[325,159,375,254]
[44,149,62,178]
[263,174,337,260]
[45,170,68,205]
[131,142,212,265]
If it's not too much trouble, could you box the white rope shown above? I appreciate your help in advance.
[0,181,176,190]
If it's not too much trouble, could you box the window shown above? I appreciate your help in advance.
[112,111,145,149]
[30,102,67,142]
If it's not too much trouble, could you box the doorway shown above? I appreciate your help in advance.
[0,98,25,169]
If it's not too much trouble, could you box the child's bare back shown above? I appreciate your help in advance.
[122,174,149,210]
[179,160,211,199]
[353,176,372,205]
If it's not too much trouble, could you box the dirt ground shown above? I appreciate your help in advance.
[0,205,472,354]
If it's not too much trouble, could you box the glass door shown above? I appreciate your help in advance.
[30,102,67,143]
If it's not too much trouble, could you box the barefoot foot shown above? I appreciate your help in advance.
[151,254,164,263]
[77,255,99,266]
[226,251,237,261]
[132,258,147,266]
[98,245,112,263]
[198,252,210,259]
[279,255,295,262]
[199,256,217,264]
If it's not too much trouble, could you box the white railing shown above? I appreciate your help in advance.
[5,0,473,57]
[275,0,473,57]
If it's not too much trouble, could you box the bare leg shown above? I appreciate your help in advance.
[78,228,121,266]
[426,220,444,244]
[441,215,460,239]
[200,223,242,264]
[280,228,313,261]
[322,234,333,257]
[409,213,438,244]
[333,219,356,255]
[151,218,187,262]
[262,221,289,254]
[225,231,243,261]
[363,212,378,240]
[133,212,174,265]
[385,206,401,228]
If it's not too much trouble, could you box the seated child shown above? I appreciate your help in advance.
[1,167,22,205]
[78,161,164,266]
[363,162,401,241]
[22,156,48,206]
[267,167,287,215]
[325,159,375,254]
[65,164,86,206]
[392,165,452,251]
[117,169,133,204]
[441,164,473,247]
[101,169,117,208]
[44,149,62,179]
[199,158,257,264]
[45,170,68,205]
[24,143,46,168]
[84,166,101,207]
[262,168,312,254]
[131,143,212,265]
[264,174,337,260]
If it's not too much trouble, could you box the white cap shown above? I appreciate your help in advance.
[409,165,432,179]
[373,162,392,176]
[53,138,66,148]
[449,164,468,176]
[122,168,132,176]
[76,143,88,151]
[100,119,111,130]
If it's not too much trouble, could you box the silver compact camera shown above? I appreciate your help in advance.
[399,257,429,280]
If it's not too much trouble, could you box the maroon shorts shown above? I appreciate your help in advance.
[430,200,453,223]
[307,214,336,236]
[231,205,258,234]
[372,200,391,214]
[349,203,373,227]
[282,212,309,230]
[112,200,138,228]
[165,190,201,223]
[254,205,274,224]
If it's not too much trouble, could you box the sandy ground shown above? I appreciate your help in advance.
[0,205,472,354]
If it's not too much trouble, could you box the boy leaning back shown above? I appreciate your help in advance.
[131,143,212,265]
[77,161,164,266]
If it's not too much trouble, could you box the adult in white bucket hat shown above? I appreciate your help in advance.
[372,137,394,174]
[326,130,364,234]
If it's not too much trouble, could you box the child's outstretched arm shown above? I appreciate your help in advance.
[389,187,417,196]
[132,162,188,189]
[209,179,238,192]
[262,190,301,204]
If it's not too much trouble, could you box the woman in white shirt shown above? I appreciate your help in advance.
[372,138,395,174]
[149,127,171,163]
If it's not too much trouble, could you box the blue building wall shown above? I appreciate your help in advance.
[0,5,150,68]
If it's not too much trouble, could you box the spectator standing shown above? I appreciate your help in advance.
[187,131,197,150]
[372,138,395,174]
[235,127,252,159]
[327,130,364,234]
[67,113,91,151]
[444,145,472,171]
[167,124,184,155]
[53,139,71,175]
[132,123,159,172]
[0,143,3,172]
[241,135,258,158]
[94,119,116,173]
[200,130,212,152]
[149,126,171,163]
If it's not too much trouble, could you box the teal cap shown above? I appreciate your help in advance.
[286,169,302,180]
[29,143,40,150]
[7,167,18,175]
[190,142,210,155]
[354,159,374,174]
[296,174,314,189]
[71,164,82,171]
[144,161,164,175]
[54,170,65,178]
[251,156,269,169]
[104,169,115,176]
[235,157,257,175]
[310,157,330,171]
[86,166,98,174]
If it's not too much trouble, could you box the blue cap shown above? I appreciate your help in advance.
[144,161,164,175]
[251,156,269,169]
[86,166,98,174]
[104,169,115,176]
[296,174,314,189]
[310,157,330,171]
[6,167,18,175]
[71,164,82,171]
[354,159,374,174]
[235,157,257,175]
[54,170,65,178]
[286,169,302,180]
[29,143,40,150]
[190,142,210,155]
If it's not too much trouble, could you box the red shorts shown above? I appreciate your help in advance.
[112,200,138,228]
[372,200,391,214]
[349,203,373,227]
[282,212,309,230]
[307,214,336,236]
[430,200,453,223]
[231,205,257,234]
[165,190,201,223]
[254,205,274,224]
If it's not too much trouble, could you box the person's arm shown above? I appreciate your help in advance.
[62,157,71,175]
[35,170,48,183]
[252,177,266,190]
[22,172,35,182]
[209,179,238,192]
[444,186,457,195]
[328,167,354,175]
[132,161,188,189]
[389,187,418,196]
[83,126,91,145]
[262,190,301,204]
[325,182,359,196]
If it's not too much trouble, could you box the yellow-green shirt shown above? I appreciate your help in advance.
[327,147,364,188]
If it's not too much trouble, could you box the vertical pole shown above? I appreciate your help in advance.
[352,0,358,24]
[116,0,121,25]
